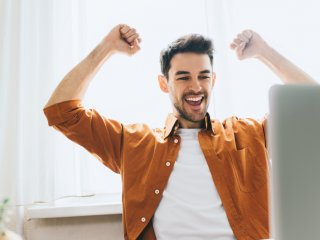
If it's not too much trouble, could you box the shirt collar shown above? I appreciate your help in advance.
[164,112,215,139]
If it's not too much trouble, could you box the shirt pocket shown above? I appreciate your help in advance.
[223,148,267,193]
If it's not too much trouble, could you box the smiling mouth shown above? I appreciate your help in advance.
[184,95,204,106]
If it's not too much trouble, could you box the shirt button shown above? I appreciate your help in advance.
[173,138,179,143]
[166,161,171,167]
[155,189,160,194]
[141,217,146,222]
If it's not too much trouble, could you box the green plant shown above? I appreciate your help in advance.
[0,198,10,233]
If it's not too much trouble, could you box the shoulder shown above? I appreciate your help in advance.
[218,115,267,134]
[215,115,268,148]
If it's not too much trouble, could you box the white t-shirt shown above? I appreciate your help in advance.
[153,129,236,240]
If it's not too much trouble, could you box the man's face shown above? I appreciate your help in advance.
[159,52,216,125]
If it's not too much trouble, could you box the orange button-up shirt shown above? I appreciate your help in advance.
[44,100,270,240]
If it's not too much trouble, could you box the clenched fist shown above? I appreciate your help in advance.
[103,24,142,56]
[230,30,269,60]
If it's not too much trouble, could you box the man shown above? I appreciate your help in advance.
[44,24,316,240]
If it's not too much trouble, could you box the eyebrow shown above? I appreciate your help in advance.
[175,71,190,76]
[175,69,211,76]
[199,69,211,74]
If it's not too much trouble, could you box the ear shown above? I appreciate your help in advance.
[158,74,169,93]
[211,72,216,88]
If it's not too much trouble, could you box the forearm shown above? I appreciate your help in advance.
[257,45,317,85]
[44,42,114,108]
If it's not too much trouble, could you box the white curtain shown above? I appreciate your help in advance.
[1,0,319,231]
[0,0,103,232]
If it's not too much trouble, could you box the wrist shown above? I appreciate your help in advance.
[98,41,116,59]
[256,43,274,62]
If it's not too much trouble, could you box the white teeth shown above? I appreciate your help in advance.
[185,96,203,101]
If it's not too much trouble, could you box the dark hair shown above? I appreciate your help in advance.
[160,34,214,79]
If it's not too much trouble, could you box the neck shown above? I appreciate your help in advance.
[175,114,205,129]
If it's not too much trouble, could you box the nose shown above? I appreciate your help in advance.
[189,79,202,93]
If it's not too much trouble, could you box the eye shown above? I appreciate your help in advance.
[177,76,190,81]
[199,75,210,80]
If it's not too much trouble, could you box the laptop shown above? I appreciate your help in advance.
[268,84,320,240]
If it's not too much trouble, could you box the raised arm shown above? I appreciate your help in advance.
[44,24,141,108]
[230,30,317,85]
[43,24,142,173]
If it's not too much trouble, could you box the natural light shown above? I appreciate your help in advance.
[1,0,320,239]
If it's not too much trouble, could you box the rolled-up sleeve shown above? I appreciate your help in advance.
[43,100,123,173]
